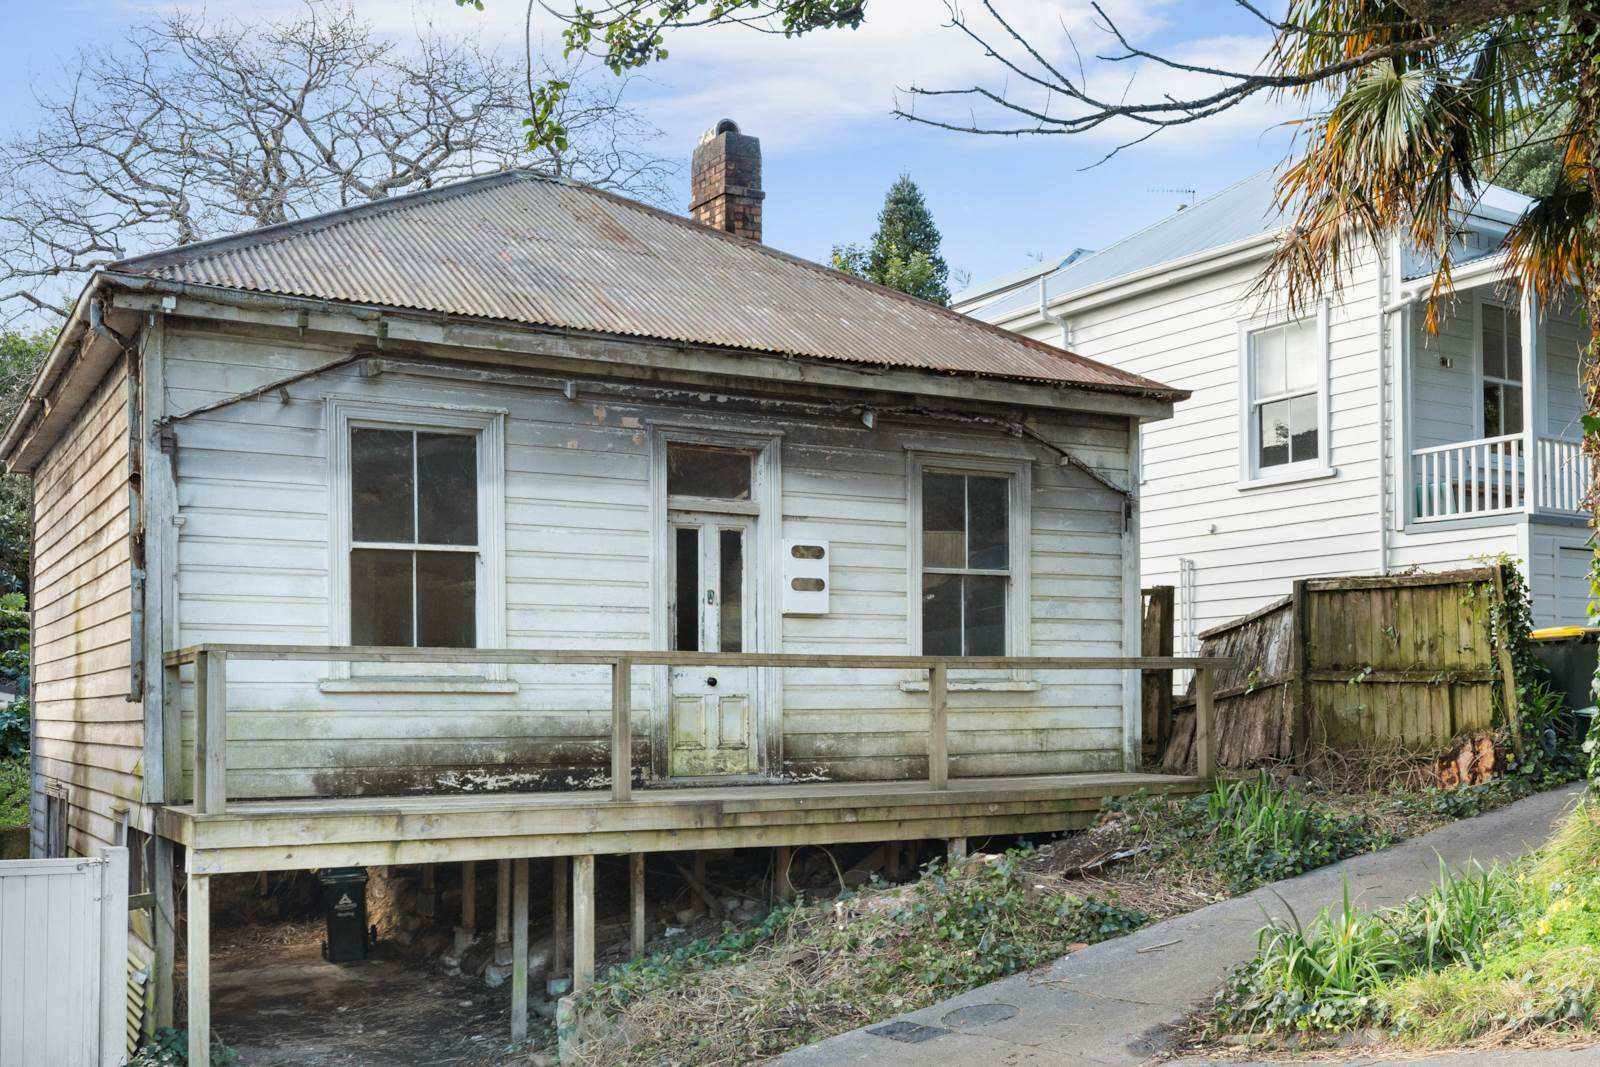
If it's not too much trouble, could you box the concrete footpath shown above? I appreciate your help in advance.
[778,783,1588,1067]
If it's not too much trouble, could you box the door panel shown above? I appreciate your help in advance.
[669,516,757,776]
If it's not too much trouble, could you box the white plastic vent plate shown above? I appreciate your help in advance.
[782,539,830,615]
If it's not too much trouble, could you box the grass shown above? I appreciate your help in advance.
[0,753,27,828]
[1208,801,1600,1049]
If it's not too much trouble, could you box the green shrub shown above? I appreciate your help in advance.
[129,1028,239,1067]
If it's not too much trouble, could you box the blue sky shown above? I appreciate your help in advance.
[0,0,1298,294]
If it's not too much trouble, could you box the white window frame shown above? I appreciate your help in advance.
[905,450,1032,690]
[325,397,507,690]
[1237,303,1336,489]
[1474,295,1526,440]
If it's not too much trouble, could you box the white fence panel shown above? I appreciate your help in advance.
[0,849,128,1067]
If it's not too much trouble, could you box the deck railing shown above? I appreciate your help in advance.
[1412,433,1524,520]
[1534,437,1589,514]
[1410,434,1589,521]
[161,645,1229,815]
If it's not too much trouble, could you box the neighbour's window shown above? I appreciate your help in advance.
[349,427,478,648]
[1481,303,1524,437]
[1246,318,1321,472]
[921,472,1009,656]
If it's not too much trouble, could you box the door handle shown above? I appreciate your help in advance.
[706,589,715,605]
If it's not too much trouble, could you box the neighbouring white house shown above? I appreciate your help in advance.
[957,170,1594,650]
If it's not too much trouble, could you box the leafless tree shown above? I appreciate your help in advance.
[0,1,675,321]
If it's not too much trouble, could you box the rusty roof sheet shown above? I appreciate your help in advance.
[112,170,1182,399]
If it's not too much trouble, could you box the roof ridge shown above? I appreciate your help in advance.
[564,181,1172,392]
[111,168,548,273]
[1055,168,1279,281]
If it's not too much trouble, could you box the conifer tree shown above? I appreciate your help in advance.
[831,174,951,306]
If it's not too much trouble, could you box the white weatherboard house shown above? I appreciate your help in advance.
[3,122,1213,1058]
[958,171,1594,651]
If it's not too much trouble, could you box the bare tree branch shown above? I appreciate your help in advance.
[0,1,675,323]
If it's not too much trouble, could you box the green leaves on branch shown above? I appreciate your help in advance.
[524,80,572,155]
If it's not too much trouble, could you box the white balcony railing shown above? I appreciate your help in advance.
[1411,434,1589,522]
[1412,433,1524,521]
[1534,437,1590,514]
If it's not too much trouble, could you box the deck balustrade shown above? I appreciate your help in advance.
[1410,434,1589,521]
[162,645,1228,815]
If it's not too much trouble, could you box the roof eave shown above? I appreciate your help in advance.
[105,273,1186,413]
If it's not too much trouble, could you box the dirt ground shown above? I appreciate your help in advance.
[198,923,554,1066]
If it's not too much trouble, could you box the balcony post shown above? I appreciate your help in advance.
[610,656,632,802]
[194,650,228,814]
[928,662,948,789]
[1521,285,1540,512]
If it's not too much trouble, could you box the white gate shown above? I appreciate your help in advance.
[0,848,128,1067]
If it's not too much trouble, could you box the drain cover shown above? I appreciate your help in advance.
[941,1002,1020,1028]
[867,1021,951,1043]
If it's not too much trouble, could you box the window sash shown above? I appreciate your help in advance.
[920,470,1011,656]
[1243,313,1325,477]
[349,425,480,649]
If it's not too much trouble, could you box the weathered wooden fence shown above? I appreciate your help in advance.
[1163,568,1511,772]
[1141,586,1176,759]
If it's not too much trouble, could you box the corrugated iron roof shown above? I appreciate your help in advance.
[110,170,1181,399]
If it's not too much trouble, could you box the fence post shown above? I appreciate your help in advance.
[1490,564,1524,757]
[1289,579,1312,763]
[1194,665,1216,781]
[610,656,633,802]
[928,663,948,789]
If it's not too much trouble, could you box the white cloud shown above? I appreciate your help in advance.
[128,0,1298,154]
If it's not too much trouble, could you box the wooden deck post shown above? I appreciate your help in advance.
[928,663,949,789]
[774,845,795,901]
[611,656,633,802]
[418,863,436,919]
[946,837,968,864]
[629,853,646,958]
[456,861,477,953]
[552,856,569,980]
[495,859,512,965]
[187,870,211,1067]
[1195,665,1216,781]
[511,858,529,1043]
[152,836,177,1028]
[573,854,596,992]
[193,650,228,814]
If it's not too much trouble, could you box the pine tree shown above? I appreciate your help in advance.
[831,174,952,306]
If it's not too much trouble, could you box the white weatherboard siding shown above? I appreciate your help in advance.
[1530,520,1594,627]
[160,325,1135,799]
[1012,248,1385,637]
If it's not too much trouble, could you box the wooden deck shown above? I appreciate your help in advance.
[159,771,1204,875]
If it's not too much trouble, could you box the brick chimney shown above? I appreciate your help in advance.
[690,119,763,242]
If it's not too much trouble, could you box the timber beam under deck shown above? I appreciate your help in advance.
[157,771,1203,876]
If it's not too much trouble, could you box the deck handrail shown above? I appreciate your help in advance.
[162,645,1229,814]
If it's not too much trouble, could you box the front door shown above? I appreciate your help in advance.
[668,514,757,776]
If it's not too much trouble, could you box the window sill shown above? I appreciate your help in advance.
[318,677,519,695]
[1237,465,1338,492]
[898,680,1042,694]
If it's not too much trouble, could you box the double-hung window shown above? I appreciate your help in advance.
[1242,314,1326,480]
[349,427,478,647]
[1480,302,1524,437]
[920,471,1010,656]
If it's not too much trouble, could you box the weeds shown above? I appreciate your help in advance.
[571,849,1146,1065]
[129,1028,240,1067]
[1112,774,1384,893]
[1212,803,1600,1047]
[1212,862,1520,1038]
